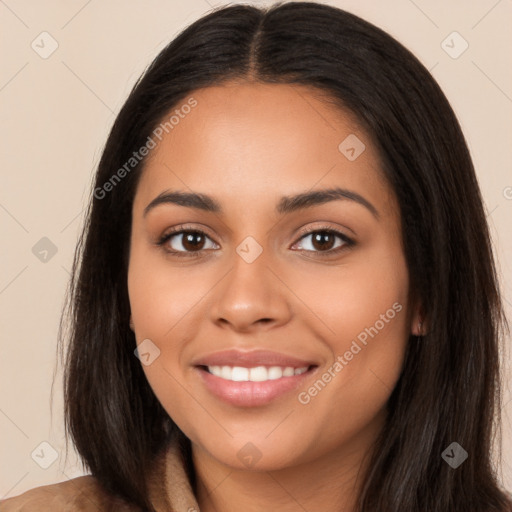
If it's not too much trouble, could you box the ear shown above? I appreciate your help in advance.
[410,304,427,336]
[129,314,135,332]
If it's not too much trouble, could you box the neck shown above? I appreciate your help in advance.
[191,413,385,512]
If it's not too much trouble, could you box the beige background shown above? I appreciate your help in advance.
[1,0,511,498]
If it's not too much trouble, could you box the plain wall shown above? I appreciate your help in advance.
[1,0,511,498]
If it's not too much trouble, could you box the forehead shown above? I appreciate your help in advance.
[135,81,395,215]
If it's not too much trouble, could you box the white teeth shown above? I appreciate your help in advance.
[231,367,249,381]
[283,367,295,377]
[220,366,231,380]
[207,365,309,381]
[268,367,283,380]
[249,366,268,382]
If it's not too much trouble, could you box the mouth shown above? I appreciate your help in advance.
[195,364,318,407]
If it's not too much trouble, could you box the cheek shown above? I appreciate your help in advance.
[127,249,195,432]
[289,244,409,354]
[127,243,218,428]
[127,241,210,340]
[293,248,409,446]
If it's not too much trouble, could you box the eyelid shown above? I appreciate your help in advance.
[293,223,353,244]
[158,223,218,243]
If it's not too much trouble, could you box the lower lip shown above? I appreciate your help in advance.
[195,366,317,407]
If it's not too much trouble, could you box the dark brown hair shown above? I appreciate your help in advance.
[57,2,512,510]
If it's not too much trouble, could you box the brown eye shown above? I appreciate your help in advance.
[294,229,353,254]
[180,232,206,251]
[310,232,337,251]
[157,229,218,256]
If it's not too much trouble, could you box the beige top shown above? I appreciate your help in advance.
[0,435,200,511]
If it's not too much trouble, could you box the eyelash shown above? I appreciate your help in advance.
[156,224,355,259]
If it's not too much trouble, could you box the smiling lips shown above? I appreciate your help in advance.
[193,349,318,407]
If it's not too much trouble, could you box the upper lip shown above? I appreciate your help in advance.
[192,349,317,369]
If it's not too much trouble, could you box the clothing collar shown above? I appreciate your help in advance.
[147,431,200,512]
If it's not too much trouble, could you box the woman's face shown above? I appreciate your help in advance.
[128,82,416,471]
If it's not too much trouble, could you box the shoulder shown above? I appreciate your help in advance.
[0,475,139,511]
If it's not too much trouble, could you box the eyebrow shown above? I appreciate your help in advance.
[143,187,379,219]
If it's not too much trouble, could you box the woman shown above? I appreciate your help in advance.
[2,2,511,511]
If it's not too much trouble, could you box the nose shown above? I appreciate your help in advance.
[208,246,292,333]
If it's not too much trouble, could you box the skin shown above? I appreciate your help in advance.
[127,81,423,512]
